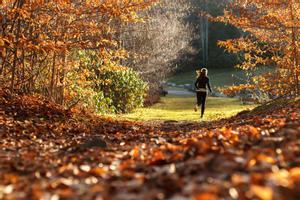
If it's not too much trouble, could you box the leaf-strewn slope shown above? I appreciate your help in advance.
[0,89,299,200]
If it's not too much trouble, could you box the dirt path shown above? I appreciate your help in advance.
[167,89,194,96]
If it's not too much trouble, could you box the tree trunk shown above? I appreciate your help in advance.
[29,53,35,92]
[11,21,21,92]
[200,0,209,67]
[59,53,67,105]
[289,3,299,95]
[205,1,209,67]
[10,0,24,92]
[49,52,56,99]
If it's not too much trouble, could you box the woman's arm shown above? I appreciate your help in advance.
[207,78,212,93]
[195,78,199,89]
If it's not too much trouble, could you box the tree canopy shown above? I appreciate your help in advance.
[216,0,300,96]
[0,0,157,104]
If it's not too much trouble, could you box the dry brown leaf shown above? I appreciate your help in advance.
[250,185,273,200]
[195,192,218,200]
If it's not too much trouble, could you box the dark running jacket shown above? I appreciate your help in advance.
[195,76,212,93]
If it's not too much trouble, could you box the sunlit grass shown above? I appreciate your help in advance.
[113,94,257,122]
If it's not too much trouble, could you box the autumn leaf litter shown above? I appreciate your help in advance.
[0,89,300,200]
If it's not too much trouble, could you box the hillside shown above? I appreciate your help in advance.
[0,88,299,200]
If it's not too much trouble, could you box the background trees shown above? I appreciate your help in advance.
[175,0,241,72]
[117,0,196,104]
[216,0,300,96]
[1,0,299,113]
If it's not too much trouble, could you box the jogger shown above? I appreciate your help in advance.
[194,68,212,118]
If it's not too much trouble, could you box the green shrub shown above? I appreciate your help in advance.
[92,91,114,114]
[66,84,114,114]
[67,50,147,114]
[97,66,148,113]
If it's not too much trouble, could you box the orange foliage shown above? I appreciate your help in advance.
[221,84,256,96]
[0,0,157,101]
[215,1,300,96]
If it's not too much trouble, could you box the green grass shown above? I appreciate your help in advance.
[109,68,266,122]
[113,95,257,122]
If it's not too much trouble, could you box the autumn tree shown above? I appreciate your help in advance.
[216,0,300,96]
[116,0,195,103]
[0,0,157,105]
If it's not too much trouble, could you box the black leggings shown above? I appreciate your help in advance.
[196,92,207,117]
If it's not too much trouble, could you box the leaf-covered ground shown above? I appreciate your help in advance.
[0,88,299,200]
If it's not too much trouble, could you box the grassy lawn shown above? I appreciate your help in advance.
[110,68,265,122]
[114,94,257,122]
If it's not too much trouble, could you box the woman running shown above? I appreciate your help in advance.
[194,68,212,118]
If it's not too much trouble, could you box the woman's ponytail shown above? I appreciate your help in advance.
[197,68,208,78]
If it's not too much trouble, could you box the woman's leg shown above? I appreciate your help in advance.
[200,92,207,118]
[194,92,201,112]
[196,92,201,106]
